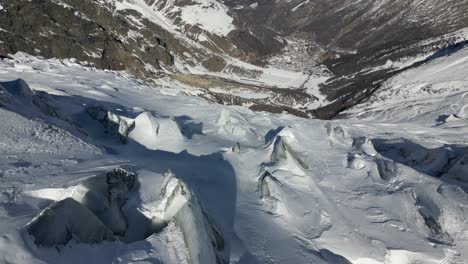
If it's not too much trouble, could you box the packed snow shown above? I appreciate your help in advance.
[0,49,468,264]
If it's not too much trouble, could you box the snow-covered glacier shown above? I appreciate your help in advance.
[0,50,468,264]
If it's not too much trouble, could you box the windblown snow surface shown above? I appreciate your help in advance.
[0,49,468,264]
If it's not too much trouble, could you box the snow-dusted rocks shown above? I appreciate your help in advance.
[346,46,468,125]
[86,106,187,151]
[230,142,241,153]
[71,167,136,235]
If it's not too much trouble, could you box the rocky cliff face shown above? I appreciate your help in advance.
[0,0,176,76]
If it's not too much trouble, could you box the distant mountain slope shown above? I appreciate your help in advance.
[346,45,468,124]
[227,0,468,117]
[0,0,284,75]
[0,0,467,118]
[228,0,468,52]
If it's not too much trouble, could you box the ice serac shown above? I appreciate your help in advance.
[154,172,222,264]
[325,123,352,147]
[22,164,224,262]
[270,128,308,169]
[372,138,454,178]
[0,78,60,118]
[257,171,286,215]
[25,168,136,246]
[216,109,259,142]
[86,106,135,143]
[129,111,185,152]
[352,137,378,157]
[70,167,136,236]
[26,198,116,247]
[107,111,136,144]
[230,142,241,153]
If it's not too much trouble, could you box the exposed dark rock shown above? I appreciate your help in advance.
[0,0,172,77]
[202,56,227,72]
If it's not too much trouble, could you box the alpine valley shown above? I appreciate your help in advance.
[0,1,468,264]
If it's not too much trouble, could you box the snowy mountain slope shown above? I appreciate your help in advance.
[224,0,468,118]
[111,0,235,36]
[0,0,325,118]
[346,45,468,125]
[0,0,283,73]
[1,0,467,119]
[1,50,468,264]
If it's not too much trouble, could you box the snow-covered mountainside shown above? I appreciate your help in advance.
[228,0,468,51]
[1,0,467,119]
[346,41,468,123]
[1,45,468,264]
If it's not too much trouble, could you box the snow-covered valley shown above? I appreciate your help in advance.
[0,47,468,264]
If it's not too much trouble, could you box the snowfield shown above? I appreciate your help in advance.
[0,49,468,264]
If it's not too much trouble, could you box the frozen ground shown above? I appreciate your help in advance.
[0,50,467,264]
